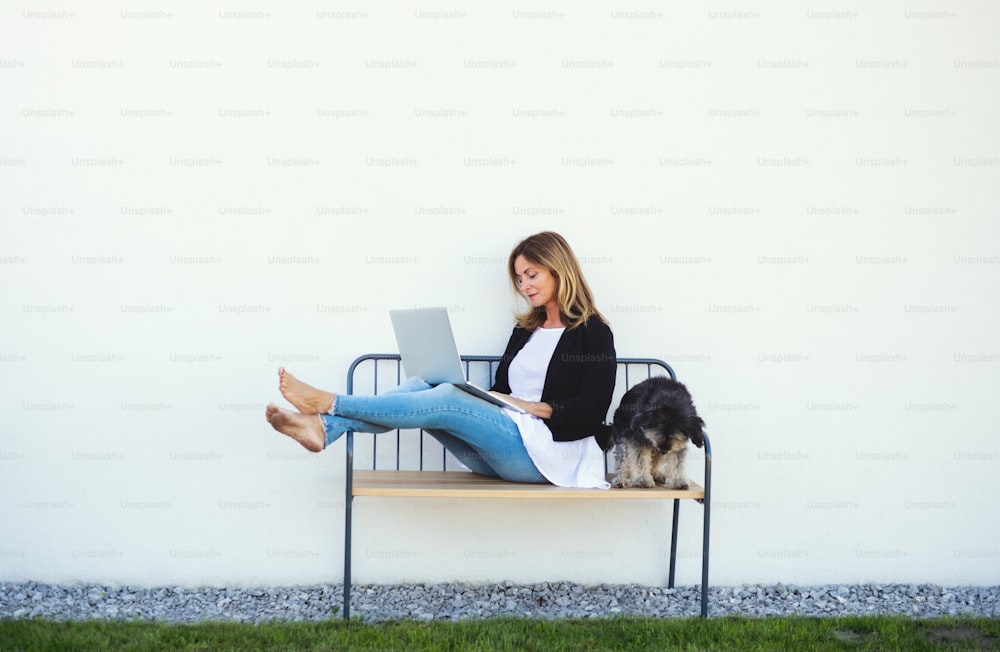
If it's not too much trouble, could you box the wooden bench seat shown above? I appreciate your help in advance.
[341,354,712,619]
[353,469,705,500]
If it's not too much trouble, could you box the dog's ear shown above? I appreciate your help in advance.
[688,416,705,448]
[611,404,633,437]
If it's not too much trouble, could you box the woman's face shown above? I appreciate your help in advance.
[513,255,558,311]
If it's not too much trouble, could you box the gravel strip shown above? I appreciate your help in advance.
[1,582,997,623]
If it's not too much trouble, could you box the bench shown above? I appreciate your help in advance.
[341,354,713,619]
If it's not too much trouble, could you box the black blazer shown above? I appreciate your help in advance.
[490,315,617,450]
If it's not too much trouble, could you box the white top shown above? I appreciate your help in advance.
[504,327,610,489]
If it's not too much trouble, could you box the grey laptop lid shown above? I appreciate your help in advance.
[389,307,465,385]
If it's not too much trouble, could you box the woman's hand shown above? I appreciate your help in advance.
[489,392,553,420]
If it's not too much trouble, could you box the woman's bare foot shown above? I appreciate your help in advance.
[278,367,335,414]
[266,403,325,452]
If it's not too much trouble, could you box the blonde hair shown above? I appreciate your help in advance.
[507,231,607,330]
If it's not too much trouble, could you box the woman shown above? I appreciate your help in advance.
[266,231,616,488]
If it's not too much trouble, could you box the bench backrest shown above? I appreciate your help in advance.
[345,354,676,473]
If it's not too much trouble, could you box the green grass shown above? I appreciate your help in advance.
[0,615,997,651]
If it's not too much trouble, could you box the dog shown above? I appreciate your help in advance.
[611,376,705,489]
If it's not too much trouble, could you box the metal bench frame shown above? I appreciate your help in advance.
[341,354,712,619]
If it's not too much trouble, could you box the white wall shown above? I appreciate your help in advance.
[2,2,998,589]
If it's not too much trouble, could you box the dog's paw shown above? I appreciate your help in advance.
[612,475,656,489]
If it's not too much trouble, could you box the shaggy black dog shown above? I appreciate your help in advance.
[611,376,705,489]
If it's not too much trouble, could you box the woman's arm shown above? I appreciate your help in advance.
[544,320,616,433]
[488,392,553,419]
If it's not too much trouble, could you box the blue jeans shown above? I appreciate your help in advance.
[320,377,547,484]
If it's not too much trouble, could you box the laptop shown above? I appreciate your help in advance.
[389,307,528,413]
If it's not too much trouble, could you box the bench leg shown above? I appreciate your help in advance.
[343,431,354,620]
[700,441,712,618]
[669,496,712,617]
[667,498,680,588]
[700,500,710,618]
